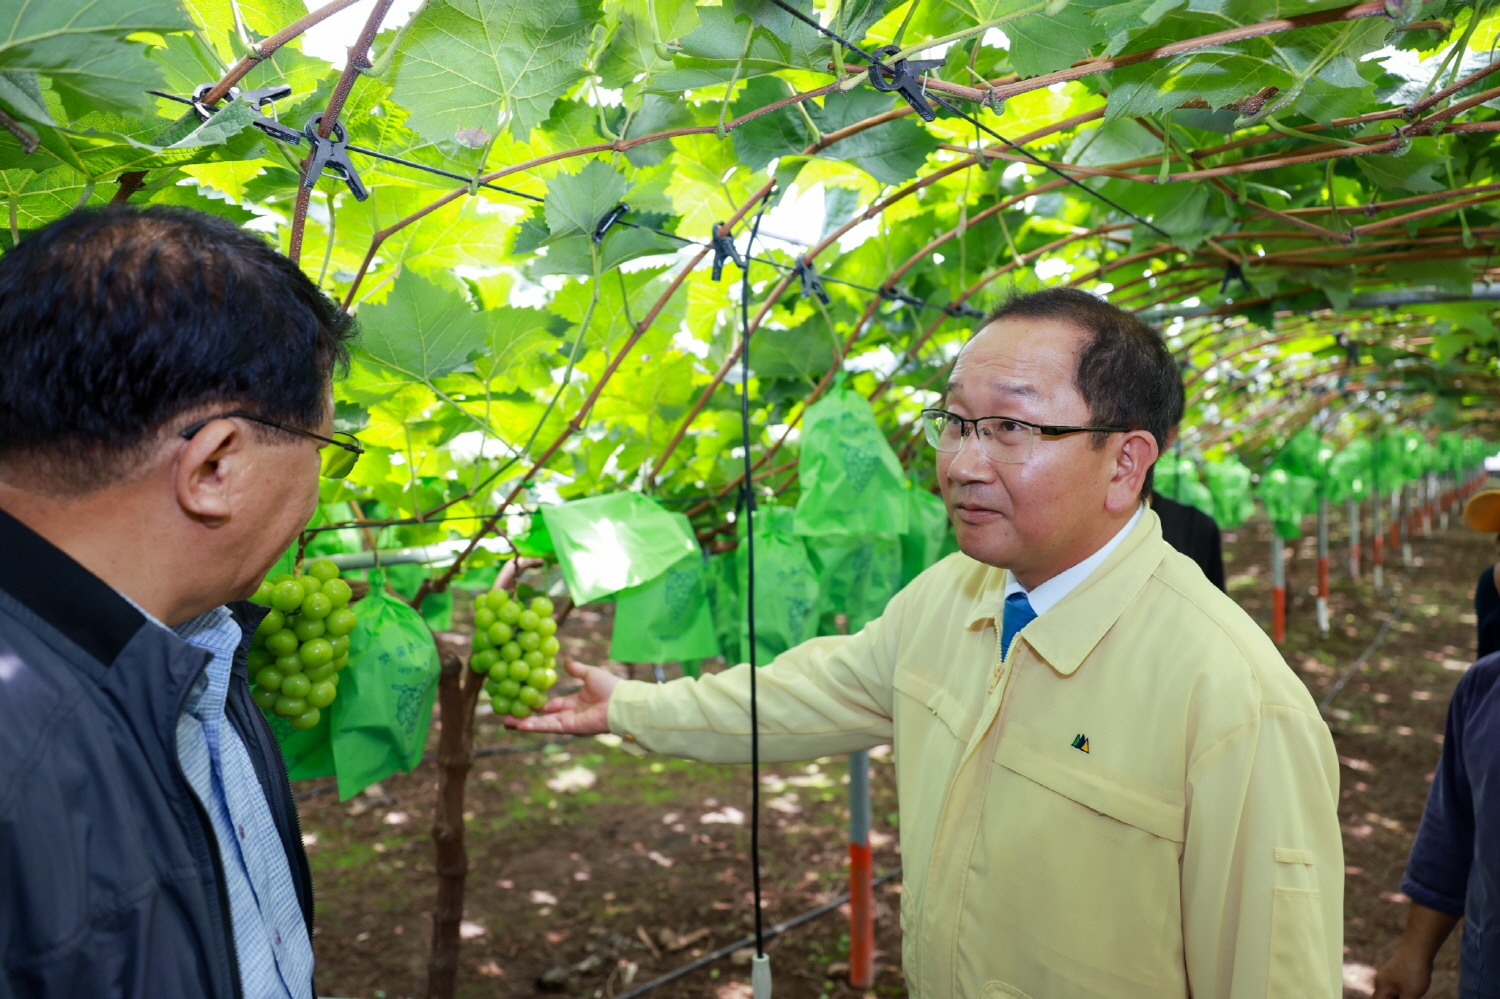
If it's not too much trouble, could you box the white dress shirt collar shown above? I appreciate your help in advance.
[1001,503,1145,616]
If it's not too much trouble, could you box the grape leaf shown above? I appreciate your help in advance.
[477,305,572,380]
[750,320,836,379]
[1003,0,1109,77]
[730,76,811,172]
[0,70,51,124]
[356,271,491,383]
[811,89,937,185]
[0,0,190,118]
[544,159,632,243]
[389,0,603,143]
[166,99,257,148]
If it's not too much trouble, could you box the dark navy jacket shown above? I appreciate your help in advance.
[0,507,312,998]
[1402,651,1500,998]
[1477,565,1500,659]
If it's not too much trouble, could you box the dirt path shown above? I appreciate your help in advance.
[299,499,1492,999]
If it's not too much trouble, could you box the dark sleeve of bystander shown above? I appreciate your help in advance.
[1152,492,1226,592]
[1475,565,1500,660]
[1399,658,1498,918]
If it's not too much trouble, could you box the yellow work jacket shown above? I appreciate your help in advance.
[609,510,1343,998]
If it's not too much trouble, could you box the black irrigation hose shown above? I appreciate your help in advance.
[612,867,904,999]
[739,192,775,960]
[1318,605,1404,715]
[1318,516,1453,716]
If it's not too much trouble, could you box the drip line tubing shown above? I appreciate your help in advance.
[612,867,904,999]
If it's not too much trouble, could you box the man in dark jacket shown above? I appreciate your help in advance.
[0,206,356,998]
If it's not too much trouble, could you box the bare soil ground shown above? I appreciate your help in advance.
[299,495,1492,999]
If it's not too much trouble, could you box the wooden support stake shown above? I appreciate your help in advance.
[426,646,484,999]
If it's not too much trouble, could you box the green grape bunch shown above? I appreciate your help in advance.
[470,590,560,718]
[245,558,358,730]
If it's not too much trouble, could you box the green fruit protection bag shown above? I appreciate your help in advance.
[705,552,742,665]
[1204,457,1255,528]
[386,562,453,632]
[330,569,442,800]
[1329,439,1371,501]
[1371,435,1406,491]
[1257,468,1318,540]
[609,514,720,664]
[793,388,910,538]
[1154,454,1214,515]
[900,487,951,586]
[265,704,335,781]
[542,493,697,604]
[737,506,820,664]
[806,534,902,636]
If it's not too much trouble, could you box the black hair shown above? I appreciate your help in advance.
[982,288,1181,497]
[0,205,356,492]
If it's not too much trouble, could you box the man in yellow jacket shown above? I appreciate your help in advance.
[512,288,1343,998]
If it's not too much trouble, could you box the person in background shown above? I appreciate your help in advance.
[0,206,357,998]
[1152,485,1226,591]
[1462,489,1500,658]
[1371,489,1500,998]
[512,288,1344,998]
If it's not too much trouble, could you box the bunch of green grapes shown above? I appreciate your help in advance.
[246,558,358,730]
[470,590,561,718]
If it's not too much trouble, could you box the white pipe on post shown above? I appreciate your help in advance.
[1372,485,1384,591]
[1316,496,1329,638]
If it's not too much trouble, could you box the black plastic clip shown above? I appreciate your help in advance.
[942,301,985,319]
[710,221,745,281]
[301,114,369,201]
[792,259,830,304]
[879,285,924,309]
[867,46,947,123]
[191,82,303,145]
[592,203,630,244]
[1218,259,1251,295]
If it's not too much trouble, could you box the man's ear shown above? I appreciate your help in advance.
[1107,430,1159,513]
[174,419,243,527]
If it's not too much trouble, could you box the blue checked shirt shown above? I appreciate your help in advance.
[172,607,314,999]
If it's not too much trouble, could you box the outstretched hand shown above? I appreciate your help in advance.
[503,658,618,735]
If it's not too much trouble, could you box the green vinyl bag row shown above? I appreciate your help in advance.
[269,569,442,801]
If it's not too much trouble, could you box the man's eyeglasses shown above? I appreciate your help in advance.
[921,408,1129,465]
[180,411,365,479]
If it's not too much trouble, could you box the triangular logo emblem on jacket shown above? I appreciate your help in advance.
[1071,733,1089,753]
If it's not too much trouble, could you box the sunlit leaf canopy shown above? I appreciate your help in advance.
[4,0,1498,592]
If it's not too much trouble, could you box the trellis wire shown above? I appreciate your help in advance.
[764,0,1172,240]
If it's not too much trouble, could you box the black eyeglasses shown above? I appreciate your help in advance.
[921,408,1129,465]
[180,411,365,479]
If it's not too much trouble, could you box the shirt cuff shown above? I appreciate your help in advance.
[1400,874,1466,916]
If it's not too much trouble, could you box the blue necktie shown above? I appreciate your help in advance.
[1001,591,1037,660]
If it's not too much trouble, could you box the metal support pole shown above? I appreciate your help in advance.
[1316,497,1329,638]
[1423,474,1434,537]
[1440,473,1450,530]
[1372,486,1384,591]
[847,749,874,989]
[1271,534,1286,645]
[1347,497,1361,581]
[1399,484,1412,568]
